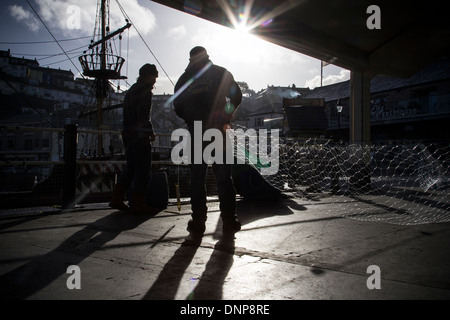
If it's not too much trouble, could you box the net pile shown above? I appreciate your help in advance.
[167,132,449,226]
[263,138,450,225]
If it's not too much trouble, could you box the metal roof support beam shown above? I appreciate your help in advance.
[349,69,372,192]
[350,70,371,144]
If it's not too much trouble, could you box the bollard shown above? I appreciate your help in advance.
[146,172,169,209]
[62,124,77,209]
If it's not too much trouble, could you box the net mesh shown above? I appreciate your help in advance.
[1,126,449,225]
[166,134,450,225]
[167,128,449,226]
[238,135,450,225]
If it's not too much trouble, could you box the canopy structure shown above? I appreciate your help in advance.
[152,0,450,143]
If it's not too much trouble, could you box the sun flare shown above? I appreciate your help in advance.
[209,0,279,64]
[217,25,270,64]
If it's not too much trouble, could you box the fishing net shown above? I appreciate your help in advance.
[266,138,449,225]
[167,127,450,226]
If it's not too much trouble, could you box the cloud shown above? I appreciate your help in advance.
[10,0,156,37]
[115,0,156,36]
[9,5,40,32]
[167,25,186,41]
[305,69,350,89]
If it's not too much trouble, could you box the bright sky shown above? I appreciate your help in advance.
[0,0,350,95]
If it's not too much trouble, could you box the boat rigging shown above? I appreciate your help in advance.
[78,0,131,156]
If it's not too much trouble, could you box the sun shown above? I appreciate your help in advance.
[210,1,277,64]
[235,12,252,33]
[216,22,270,64]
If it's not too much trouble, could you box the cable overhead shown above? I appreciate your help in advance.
[40,54,83,67]
[11,47,84,58]
[25,0,102,111]
[0,36,92,45]
[36,45,88,61]
[25,0,83,78]
[115,0,175,87]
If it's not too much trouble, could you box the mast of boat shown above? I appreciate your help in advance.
[79,0,130,157]
[97,0,107,156]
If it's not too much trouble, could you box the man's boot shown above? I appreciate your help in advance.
[222,216,241,234]
[130,193,157,214]
[187,209,207,235]
[109,184,130,211]
[187,218,206,235]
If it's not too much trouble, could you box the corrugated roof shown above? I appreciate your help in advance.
[302,81,350,102]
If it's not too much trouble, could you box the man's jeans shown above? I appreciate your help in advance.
[118,137,152,194]
[189,127,236,223]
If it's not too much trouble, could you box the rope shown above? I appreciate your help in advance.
[115,0,175,87]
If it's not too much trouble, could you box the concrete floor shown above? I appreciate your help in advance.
[0,195,449,301]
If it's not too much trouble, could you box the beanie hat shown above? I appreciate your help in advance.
[139,64,158,77]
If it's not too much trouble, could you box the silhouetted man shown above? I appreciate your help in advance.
[109,63,158,213]
[174,46,242,235]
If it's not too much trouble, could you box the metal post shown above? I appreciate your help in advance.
[62,124,77,209]
[349,70,372,193]
[350,70,371,144]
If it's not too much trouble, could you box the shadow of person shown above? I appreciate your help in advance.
[142,232,202,300]
[186,233,235,300]
[0,209,158,300]
[210,197,307,239]
[233,197,306,229]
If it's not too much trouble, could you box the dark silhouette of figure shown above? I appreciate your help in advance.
[110,64,158,214]
[174,46,242,235]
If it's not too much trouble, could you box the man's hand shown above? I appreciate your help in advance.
[223,123,232,132]
[149,132,156,142]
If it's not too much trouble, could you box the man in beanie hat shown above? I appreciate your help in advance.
[174,46,242,235]
[109,63,158,213]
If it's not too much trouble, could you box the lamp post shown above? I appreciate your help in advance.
[331,99,343,194]
[336,99,343,132]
